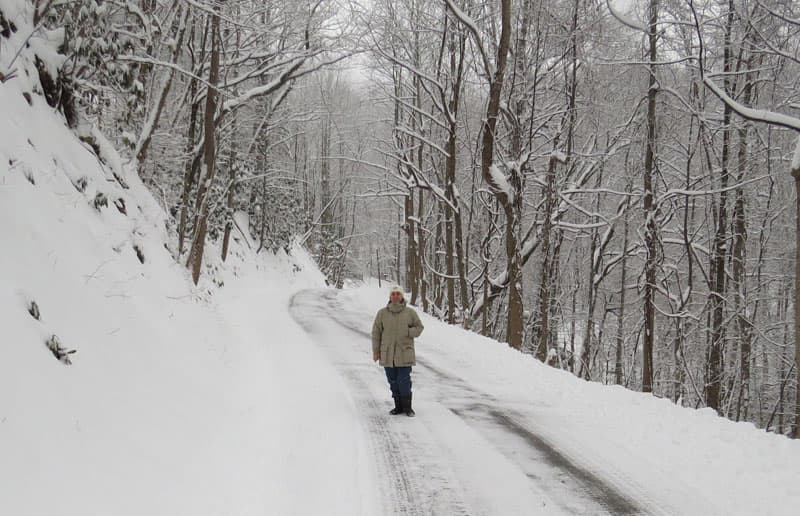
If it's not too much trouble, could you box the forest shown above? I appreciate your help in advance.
[5,0,800,437]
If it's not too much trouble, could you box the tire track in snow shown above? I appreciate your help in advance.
[419,362,653,515]
[340,366,421,516]
[414,343,706,516]
[289,291,470,516]
[308,288,677,516]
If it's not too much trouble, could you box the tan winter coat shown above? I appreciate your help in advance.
[372,301,424,367]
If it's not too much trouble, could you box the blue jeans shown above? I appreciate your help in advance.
[384,366,412,398]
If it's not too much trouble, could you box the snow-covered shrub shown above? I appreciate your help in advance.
[1,0,73,123]
[47,0,148,132]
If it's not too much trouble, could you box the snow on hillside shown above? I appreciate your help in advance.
[0,7,375,514]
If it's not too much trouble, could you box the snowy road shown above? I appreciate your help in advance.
[289,288,690,516]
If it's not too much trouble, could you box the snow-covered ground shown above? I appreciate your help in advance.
[3,8,800,512]
[0,35,370,514]
[292,285,800,516]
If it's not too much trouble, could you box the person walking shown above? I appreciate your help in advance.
[372,286,424,417]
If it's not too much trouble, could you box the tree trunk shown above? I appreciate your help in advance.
[778,287,789,433]
[221,15,242,262]
[792,158,800,438]
[443,23,467,324]
[450,24,469,322]
[376,248,382,288]
[732,72,753,421]
[642,0,659,393]
[433,203,443,312]
[536,154,559,361]
[396,207,402,285]
[418,189,428,312]
[178,17,207,255]
[473,0,516,347]
[616,192,630,385]
[405,191,417,296]
[454,205,470,325]
[706,0,736,412]
[318,114,338,279]
[578,163,603,378]
[445,176,456,323]
[221,127,237,261]
[186,3,222,285]
[580,226,599,378]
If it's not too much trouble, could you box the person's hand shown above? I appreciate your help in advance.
[373,351,380,362]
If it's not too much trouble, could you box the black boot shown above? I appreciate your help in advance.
[389,397,403,415]
[402,394,415,417]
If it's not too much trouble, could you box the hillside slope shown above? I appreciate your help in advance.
[0,4,374,513]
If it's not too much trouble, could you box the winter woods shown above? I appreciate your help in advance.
[355,0,800,437]
[3,0,799,437]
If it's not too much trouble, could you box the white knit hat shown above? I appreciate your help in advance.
[390,285,404,296]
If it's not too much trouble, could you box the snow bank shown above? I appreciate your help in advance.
[340,284,800,516]
[0,8,372,513]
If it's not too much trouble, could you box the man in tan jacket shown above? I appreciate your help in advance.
[372,286,424,417]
